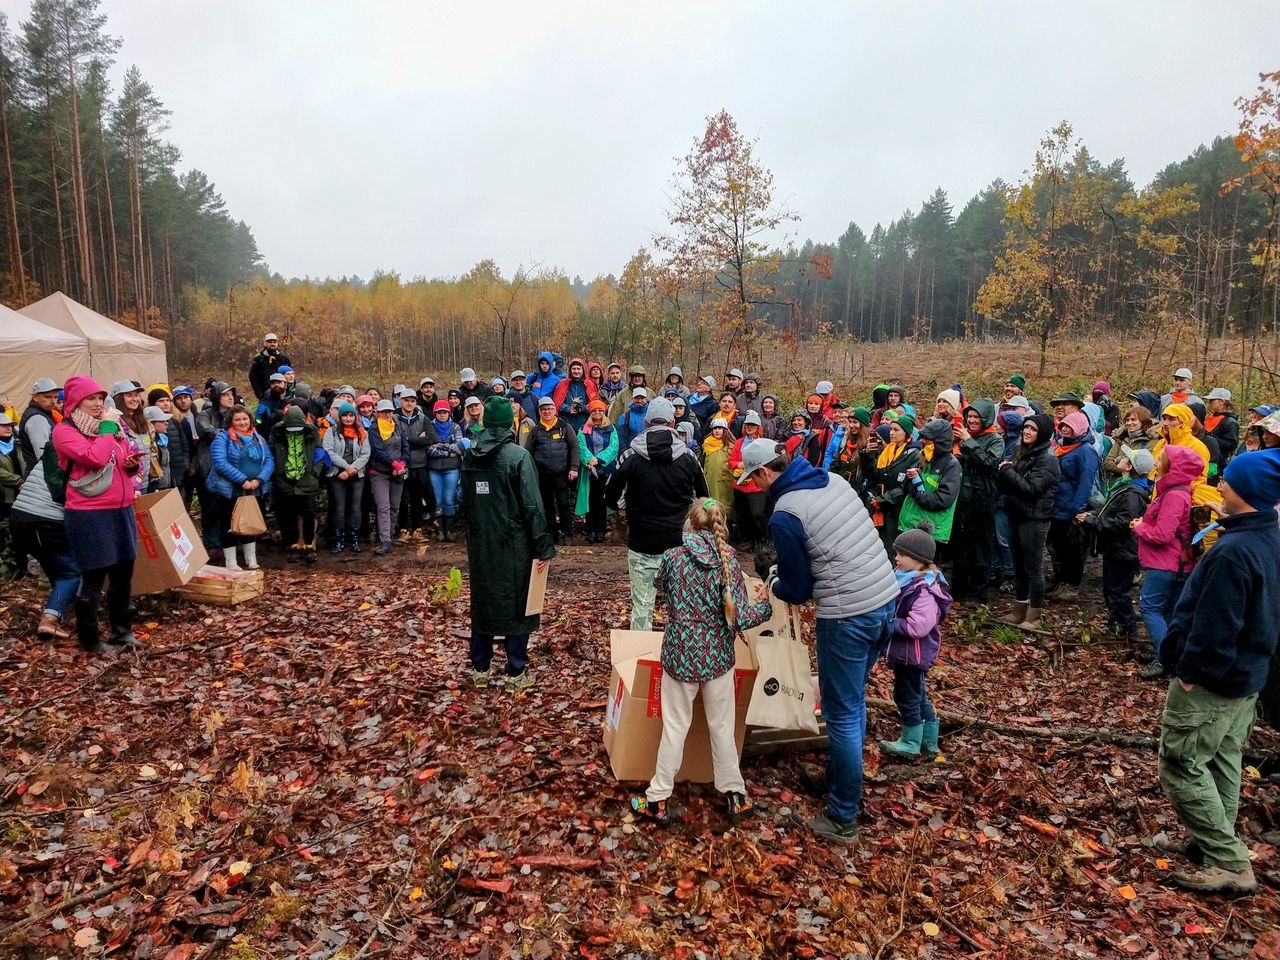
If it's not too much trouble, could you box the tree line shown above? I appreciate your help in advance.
[0,0,262,335]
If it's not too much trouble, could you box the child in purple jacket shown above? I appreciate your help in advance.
[878,521,952,759]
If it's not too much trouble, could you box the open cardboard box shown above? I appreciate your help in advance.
[132,489,208,595]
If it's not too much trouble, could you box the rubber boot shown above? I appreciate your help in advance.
[878,723,924,757]
[349,529,362,553]
[441,517,454,543]
[330,531,345,555]
[921,719,940,758]
[242,541,259,570]
[224,545,240,570]
[1001,601,1028,625]
[75,597,106,653]
[1019,606,1043,631]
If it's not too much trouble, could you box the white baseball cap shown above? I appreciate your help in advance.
[738,439,785,482]
[1174,367,1193,380]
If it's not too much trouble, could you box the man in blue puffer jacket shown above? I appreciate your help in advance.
[615,387,651,450]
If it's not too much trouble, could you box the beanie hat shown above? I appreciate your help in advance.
[806,394,823,406]
[850,407,872,427]
[460,367,478,381]
[645,397,676,425]
[338,402,357,417]
[895,414,917,435]
[1092,380,1112,398]
[587,399,608,412]
[294,382,313,400]
[1223,448,1280,510]
[936,388,961,411]
[433,400,452,415]
[876,424,893,444]
[147,386,171,405]
[356,394,375,408]
[1061,411,1090,438]
[1008,374,1027,392]
[744,410,763,427]
[483,395,514,430]
[894,521,937,563]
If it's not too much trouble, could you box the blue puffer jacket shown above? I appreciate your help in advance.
[207,429,275,498]
[1051,438,1101,520]
[527,351,562,401]
[616,401,649,450]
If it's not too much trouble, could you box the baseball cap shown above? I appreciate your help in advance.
[1120,444,1156,476]
[270,372,287,383]
[32,378,59,394]
[632,387,650,400]
[375,399,395,412]
[1004,395,1031,411]
[110,379,143,396]
[1174,367,1193,380]
[460,367,478,381]
[645,397,676,425]
[465,396,483,407]
[263,332,278,341]
[699,375,717,391]
[738,440,785,482]
[744,410,763,427]
[143,405,172,422]
[537,395,555,407]
[419,376,435,387]
[726,368,744,380]
[510,370,526,380]
[173,385,195,397]
[710,417,729,429]
[1205,387,1232,402]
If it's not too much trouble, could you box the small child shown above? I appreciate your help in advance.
[1080,445,1154,640]
[631,498,773,823]
[878,521,952,759]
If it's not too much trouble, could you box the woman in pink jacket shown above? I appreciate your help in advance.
[1133,445,1203,678]
[52,376,142,653]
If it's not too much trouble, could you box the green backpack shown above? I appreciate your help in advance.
[897,466,957,542]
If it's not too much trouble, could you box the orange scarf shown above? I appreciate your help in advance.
[1204,414,1225,433]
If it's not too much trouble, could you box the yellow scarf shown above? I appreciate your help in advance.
[877,440,905,469]
[377,418,395,440]
[921,442,935,463]
[703,433,726,456]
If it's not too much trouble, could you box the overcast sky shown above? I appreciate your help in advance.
[6,0,1275,281]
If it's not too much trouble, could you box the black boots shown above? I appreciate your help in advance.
[440,518,454,543]
[76,598,106,653]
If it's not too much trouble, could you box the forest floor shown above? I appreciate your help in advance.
[3,535,1280,960]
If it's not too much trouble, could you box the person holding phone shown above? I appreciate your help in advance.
[53,376,143,653]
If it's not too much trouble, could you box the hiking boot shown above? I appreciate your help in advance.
[1155,836,1205,865]
[1170,864,1258,895]
[397,529,412,543]
[879,723,924,758]
[508,670,536,692]
[1139,661,1166,681]
[792,810,858,844]
[303,544,317,565]
[472,669,494,689]
[287,546,301,563]
[440,519,455,543]
[725,792,754,821]
[109,627,140,649]
[1001,601,1028,626]
[36,613,71,641]
[921,718,941,758]
[630,795,668,823]
[375,541,392,556]
[1019,607,1043,631]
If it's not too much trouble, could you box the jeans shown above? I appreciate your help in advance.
[1159,680,1256,872]
[815,600,894,825]
[469,631,530,677]
[429,469,460,518]
[369,472,405,543]
[329,476,364,535]
[12,514,81,617]
[627,550,663,630]
[1009,517,1050,606]
[1101,555,1139,634]
[1139,568,1187,657]
[892,665,936,725]
[994,507,1014,578]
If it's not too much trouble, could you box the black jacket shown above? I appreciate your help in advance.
[1160,508,1280,699]
[996,419,1062,522]
[249,348,291,399]
[606,427,709,555]
[165,419,193,484]
[528,419,580,476]
[1208,413,1240,469]
[1087,478,1151,562]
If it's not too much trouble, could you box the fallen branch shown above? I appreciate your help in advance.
[511,855,600,871]
[0,877,129,940]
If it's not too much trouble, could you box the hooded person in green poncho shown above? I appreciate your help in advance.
[270,405,320,563]
[461,396,557,690]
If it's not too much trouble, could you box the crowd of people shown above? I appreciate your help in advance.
[3,332,1280,895]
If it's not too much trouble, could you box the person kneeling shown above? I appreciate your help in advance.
[631,499,772,824]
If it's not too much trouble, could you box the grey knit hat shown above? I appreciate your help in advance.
[893,521,936,564]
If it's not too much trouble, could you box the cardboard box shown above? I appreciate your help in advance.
[602,629,759,783]
[132,489,208,595]
[174,565,265,606]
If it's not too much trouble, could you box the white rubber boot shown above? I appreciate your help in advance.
[224,546,240,570]
[242,541,259,570]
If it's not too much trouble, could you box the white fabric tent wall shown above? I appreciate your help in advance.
[0,303,89,407]
[19,292,168,389]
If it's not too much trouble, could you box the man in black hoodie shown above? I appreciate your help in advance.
[605,397,708,629]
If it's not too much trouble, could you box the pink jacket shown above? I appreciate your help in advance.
[1135,445,1202,573]
[53,375,138,512]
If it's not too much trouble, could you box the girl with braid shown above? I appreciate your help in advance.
[630,498,773,823]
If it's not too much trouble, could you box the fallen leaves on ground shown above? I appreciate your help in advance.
[1,544,1277,958]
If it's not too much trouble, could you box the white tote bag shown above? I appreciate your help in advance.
[746,634,820,733]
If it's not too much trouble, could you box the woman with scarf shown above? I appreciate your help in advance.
[803,394,829,432]
[425,399,467,542]
[784,408,824,466]
[1104,406,1161,479]
[368,399,411,555]
[552,358,599,433]
[207,405,275,570]
[110,380,153,495]
[270,406,320,563]
[322,402,370,553]
[826,408,871,496]
[996,414,1061,631]
[575,399,619,543]
[759,394,786,440]
[53,376,143,652]
[701,417,735,519]
[866,415,921,557]
[1047,410,1101,594]
[727,412,768,548]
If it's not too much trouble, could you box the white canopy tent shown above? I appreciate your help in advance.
[0,303,89,408]
[20,292,168,389]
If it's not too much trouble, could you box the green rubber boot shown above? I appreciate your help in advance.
[921,719,940,758]
[878,723,924,758]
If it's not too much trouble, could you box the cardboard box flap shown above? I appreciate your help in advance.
[610,629,662,665]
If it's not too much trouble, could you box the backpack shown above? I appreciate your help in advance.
[42,440,67,506]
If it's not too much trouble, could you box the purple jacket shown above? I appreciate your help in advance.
[886,574,952,669]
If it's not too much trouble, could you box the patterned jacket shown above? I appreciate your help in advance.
[657,531,772,683]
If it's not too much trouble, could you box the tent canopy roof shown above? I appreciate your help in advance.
[19,292,165,353]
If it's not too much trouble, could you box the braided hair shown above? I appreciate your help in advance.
[684,497,737,631]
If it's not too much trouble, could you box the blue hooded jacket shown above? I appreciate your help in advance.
[1052,435,1102,519]
[528,351,562,401]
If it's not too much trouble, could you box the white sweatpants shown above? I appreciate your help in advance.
[646,668,745,802]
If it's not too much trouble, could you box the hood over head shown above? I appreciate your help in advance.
[872,384,890,408]
[1128,390,1161,418]
[1060,411,1090,439]
[920,418,954,447]
[1162,402,1195,443]
[1161,444,1207,488]
[537,350,556,368]
[63,375,108,415]
[961,398,996,430]
[887,384,907,402]
[630,425,691,464]
[1023,413,1056,452]
[283,406,308,431]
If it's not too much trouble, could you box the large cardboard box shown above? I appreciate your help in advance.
[602,629,759,783]
[131,489,208,595]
